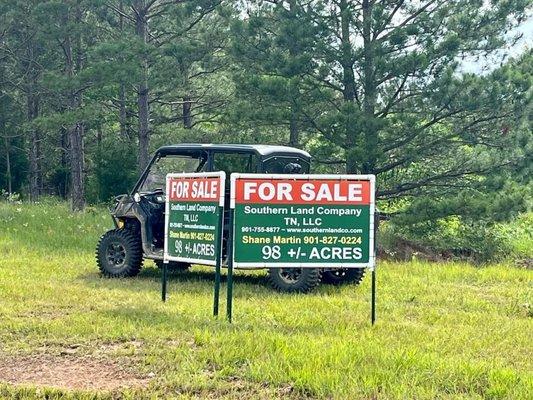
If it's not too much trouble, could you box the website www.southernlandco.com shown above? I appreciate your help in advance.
[183,224,215,231]
[285,227,363,234]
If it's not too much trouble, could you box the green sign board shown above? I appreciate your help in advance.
[230,174,375,269]
[164,172,225,265]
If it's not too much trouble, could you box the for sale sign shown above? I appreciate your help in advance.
[230,174,375,269]
[164,172,225,265]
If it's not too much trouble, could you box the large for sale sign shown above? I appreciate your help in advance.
[164,172,225,265]
[230,174,375,269]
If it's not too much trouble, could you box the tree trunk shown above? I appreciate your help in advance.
[59,127,69,198]
[361,0,377,174]
[287,0,300,147]
[1,104,11,194]
[27,90,41,201]
[119,83,129,138]
[340,1,357,104]
[339,0,359,173]
[3,134,12,195]
[0,63,12,195]
[135,1,150,172]
[69,122,85,211]
[289,107,298,147]
[137,81,150,170]
[64,5,85,211]
[118,0,130,140]
[183,95,192,129]
[25,38,42,201]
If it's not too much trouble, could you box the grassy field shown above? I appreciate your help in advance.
[0,201,531,399]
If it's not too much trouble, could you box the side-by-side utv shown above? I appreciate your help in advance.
[96,144,365,292]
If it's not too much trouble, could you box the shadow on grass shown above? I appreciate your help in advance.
[100,304,214,331]
[79,266,271,297]
[140,266,267,287]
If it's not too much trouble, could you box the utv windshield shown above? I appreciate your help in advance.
[140,154,207,192]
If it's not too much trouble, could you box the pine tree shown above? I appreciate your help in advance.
[230,1,322,146]
[232,0,530,221]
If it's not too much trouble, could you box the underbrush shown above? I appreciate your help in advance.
[379,213,532,264]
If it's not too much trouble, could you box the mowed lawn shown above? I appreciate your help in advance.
[0,202,531,399]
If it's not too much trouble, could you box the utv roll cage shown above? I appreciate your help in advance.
[132,144,311,195]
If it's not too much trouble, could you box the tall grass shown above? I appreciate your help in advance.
[0,201,531,399]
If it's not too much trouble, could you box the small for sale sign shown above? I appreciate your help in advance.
[230,174,375,269]
[164,172,225,265]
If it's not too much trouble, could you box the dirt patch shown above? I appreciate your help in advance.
[516,258,533,269]
[0,353,149,391]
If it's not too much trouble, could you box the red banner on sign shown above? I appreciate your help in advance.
[234,179,371,205]
[167,177,222,202]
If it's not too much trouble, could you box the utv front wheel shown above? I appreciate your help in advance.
[96,229,143,277]
[267,268,321,293]
[321,268,365,285]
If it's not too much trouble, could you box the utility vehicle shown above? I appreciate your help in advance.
[96,144,365,292]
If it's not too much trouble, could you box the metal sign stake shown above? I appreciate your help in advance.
[226,209,235,322]
[371,211,379,325]
[213,207,224,316]
[162,261,168,302]
[371,268,376,325]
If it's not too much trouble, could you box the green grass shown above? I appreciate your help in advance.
[0,200,531,399]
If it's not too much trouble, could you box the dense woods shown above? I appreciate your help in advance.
[0,1,531,258]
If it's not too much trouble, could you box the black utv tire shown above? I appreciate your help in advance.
[267,268,322,293]
[154,260,191,272]
[321,268,365,286]
[96,229,143,277]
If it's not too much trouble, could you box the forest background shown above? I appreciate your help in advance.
[0,0,531,262]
